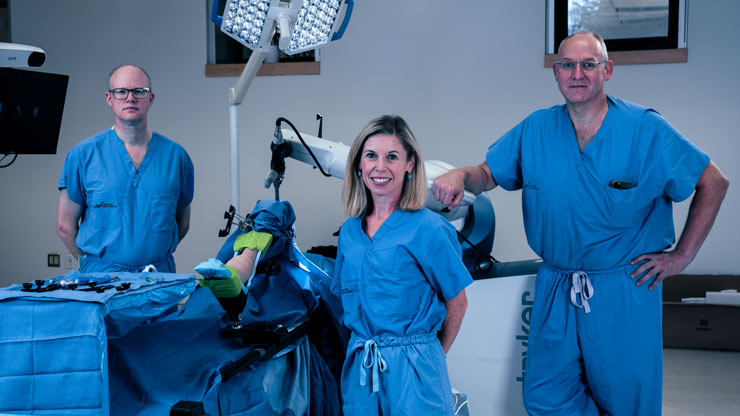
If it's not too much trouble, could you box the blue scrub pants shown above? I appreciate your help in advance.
[79,253,176,274]
[523,263,662,416]
[342,333,454,416]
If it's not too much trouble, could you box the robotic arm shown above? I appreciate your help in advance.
[264,125,477,226]
[263,125,544,279]
[262,120,495,264]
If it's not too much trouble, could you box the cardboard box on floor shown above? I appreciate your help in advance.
[663,274,740,351]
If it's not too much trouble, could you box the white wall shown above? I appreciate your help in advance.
[1,0,738,287]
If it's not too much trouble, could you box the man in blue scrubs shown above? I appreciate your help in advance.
[56,64,194,273]
[433,31,729,415]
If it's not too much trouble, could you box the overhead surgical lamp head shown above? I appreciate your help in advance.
[210,0,354,213]
[213,0,353,55]
[0,42,46,68]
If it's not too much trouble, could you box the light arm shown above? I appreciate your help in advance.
[228,50,269,212]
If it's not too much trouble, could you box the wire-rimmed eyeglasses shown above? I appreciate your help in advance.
[555,60,606,72]
[108,87,151,100]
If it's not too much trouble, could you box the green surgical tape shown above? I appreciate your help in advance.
[198,265,242,298]
[233,231,274,255]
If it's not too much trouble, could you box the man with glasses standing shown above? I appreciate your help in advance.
[57,64,194,273]
[433,31,728,415]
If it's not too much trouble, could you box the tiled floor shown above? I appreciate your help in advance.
[663,348,740,415]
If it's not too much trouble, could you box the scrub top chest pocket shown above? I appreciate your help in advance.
[602,178,654,229]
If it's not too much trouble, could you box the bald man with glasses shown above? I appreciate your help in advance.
[57,64,194,274]
[433,31,728,415]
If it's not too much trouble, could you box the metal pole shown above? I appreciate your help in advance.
[227,50,269,211]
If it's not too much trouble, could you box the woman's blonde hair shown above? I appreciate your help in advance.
[342,115,427,217]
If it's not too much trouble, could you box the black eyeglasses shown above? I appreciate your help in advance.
[108,87,151,100]
[556,60,606,72]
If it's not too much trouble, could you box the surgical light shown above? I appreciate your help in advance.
[218,0,350,56]
[209,0,353,212]
[288,0,342,54]
[221,0,271,49]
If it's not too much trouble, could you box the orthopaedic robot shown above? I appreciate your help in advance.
[206,117,539,328]
[261,117,539,279]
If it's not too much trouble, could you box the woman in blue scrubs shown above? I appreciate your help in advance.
[333,115,472,415]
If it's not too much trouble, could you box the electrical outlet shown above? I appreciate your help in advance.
[64,254,76,269]
[48,253,60,267]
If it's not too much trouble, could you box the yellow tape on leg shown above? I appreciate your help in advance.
[233,231,274,255]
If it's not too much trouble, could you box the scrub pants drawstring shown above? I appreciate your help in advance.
[360,339,387,393]
[570,271,594,313]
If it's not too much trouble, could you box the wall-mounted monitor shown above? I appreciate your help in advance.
[547,0,687,54]
[0,68,69,154]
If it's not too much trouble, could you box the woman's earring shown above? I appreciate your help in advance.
[357,170,362,178]
[406,172,412,181]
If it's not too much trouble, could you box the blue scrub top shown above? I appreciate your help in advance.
[333,208,472,339]
[487,95,709,271]
[59,129,194,266]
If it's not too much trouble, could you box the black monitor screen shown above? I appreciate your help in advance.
[0,68,69,154]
